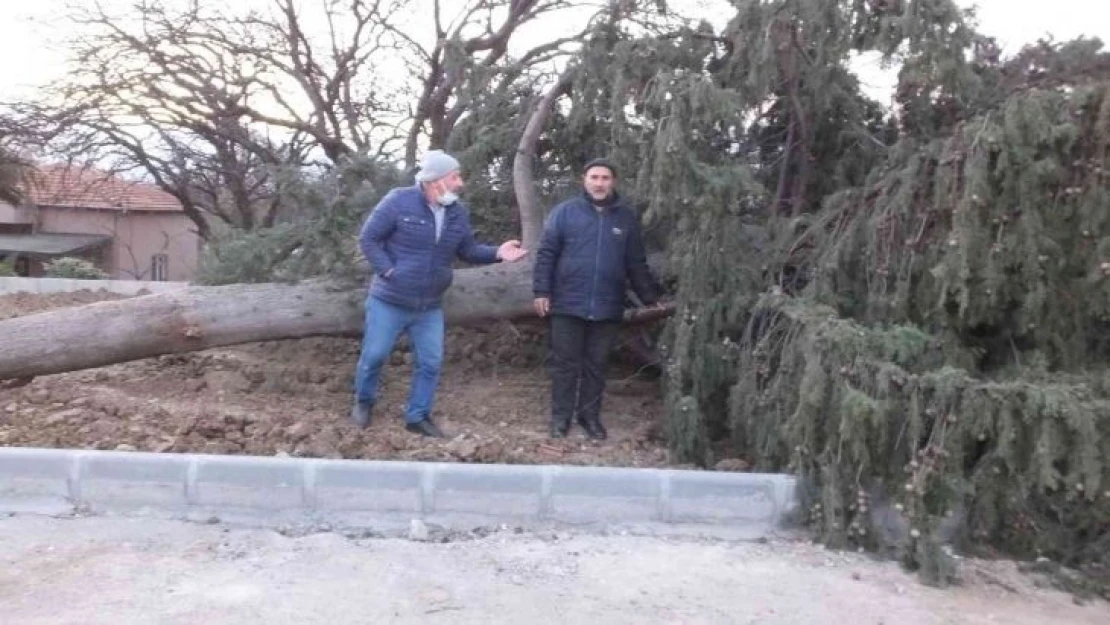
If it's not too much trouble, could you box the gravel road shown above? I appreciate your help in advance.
[0,514,1105,624]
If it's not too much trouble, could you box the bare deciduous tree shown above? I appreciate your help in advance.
[397,0,596,168]
[0,132,32,205]
[4,0,418,237]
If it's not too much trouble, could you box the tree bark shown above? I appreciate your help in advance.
[0,261,673,381]
[513,69,577,251]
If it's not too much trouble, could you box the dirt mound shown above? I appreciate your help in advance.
[0,340,668,465]
[0,291,682,468]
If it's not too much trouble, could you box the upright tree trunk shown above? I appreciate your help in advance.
[513,69,577,250]
[787,90,811,217]
[774,117,797,216]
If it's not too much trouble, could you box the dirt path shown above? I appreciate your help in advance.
[0,515,1104,625]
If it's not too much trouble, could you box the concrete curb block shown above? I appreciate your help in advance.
[0,447,797,536]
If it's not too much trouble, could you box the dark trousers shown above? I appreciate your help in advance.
[549,314,620,426]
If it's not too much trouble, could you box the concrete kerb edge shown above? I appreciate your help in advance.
[0,447,798,535]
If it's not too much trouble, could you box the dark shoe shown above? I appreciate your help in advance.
[579,419,607,441]
[405,418,445,438]
[350,401,373,429]
[549,418,570,439]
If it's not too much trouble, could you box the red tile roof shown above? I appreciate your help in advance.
[25,164,184,213]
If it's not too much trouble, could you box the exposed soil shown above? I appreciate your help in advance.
[0,291,683,467]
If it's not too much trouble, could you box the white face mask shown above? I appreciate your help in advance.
[436,181,458,206]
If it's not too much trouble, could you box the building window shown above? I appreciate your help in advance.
[151,254,169,281]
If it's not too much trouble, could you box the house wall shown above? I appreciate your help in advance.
[1,204,38,275]
[0,223,32,235]
[0,202,35,225]
[36,208,201,282]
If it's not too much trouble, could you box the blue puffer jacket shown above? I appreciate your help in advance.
[532,191,660,321]
[359,185,499,311]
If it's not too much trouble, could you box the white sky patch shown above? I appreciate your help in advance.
[0,1,1105,110]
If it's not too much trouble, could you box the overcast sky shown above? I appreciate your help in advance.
[0,0,1104,105]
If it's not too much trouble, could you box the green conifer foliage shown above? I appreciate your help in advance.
[733,83,1110,589]
[564,0,1110,592]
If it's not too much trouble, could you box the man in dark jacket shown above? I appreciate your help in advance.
[532,159,663,440]
[353,150,528,437]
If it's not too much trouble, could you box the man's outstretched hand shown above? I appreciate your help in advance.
[534,297,551,317]
[497,240,528,262]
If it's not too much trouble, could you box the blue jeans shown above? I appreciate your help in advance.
[354,296,444,424]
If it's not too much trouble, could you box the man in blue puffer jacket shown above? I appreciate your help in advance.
[353,150,528,437]
[532,159,663,440]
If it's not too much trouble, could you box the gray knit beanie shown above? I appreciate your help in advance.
[414,150,461,183]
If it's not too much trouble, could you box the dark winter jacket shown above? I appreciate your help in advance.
[532,191,660,322]
[359,185,499,310]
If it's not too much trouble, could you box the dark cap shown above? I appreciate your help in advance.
[583,158,617,177]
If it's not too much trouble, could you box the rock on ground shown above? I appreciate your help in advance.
[0,515,1106,625]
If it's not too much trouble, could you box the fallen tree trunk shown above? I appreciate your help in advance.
[0,261,674,381]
